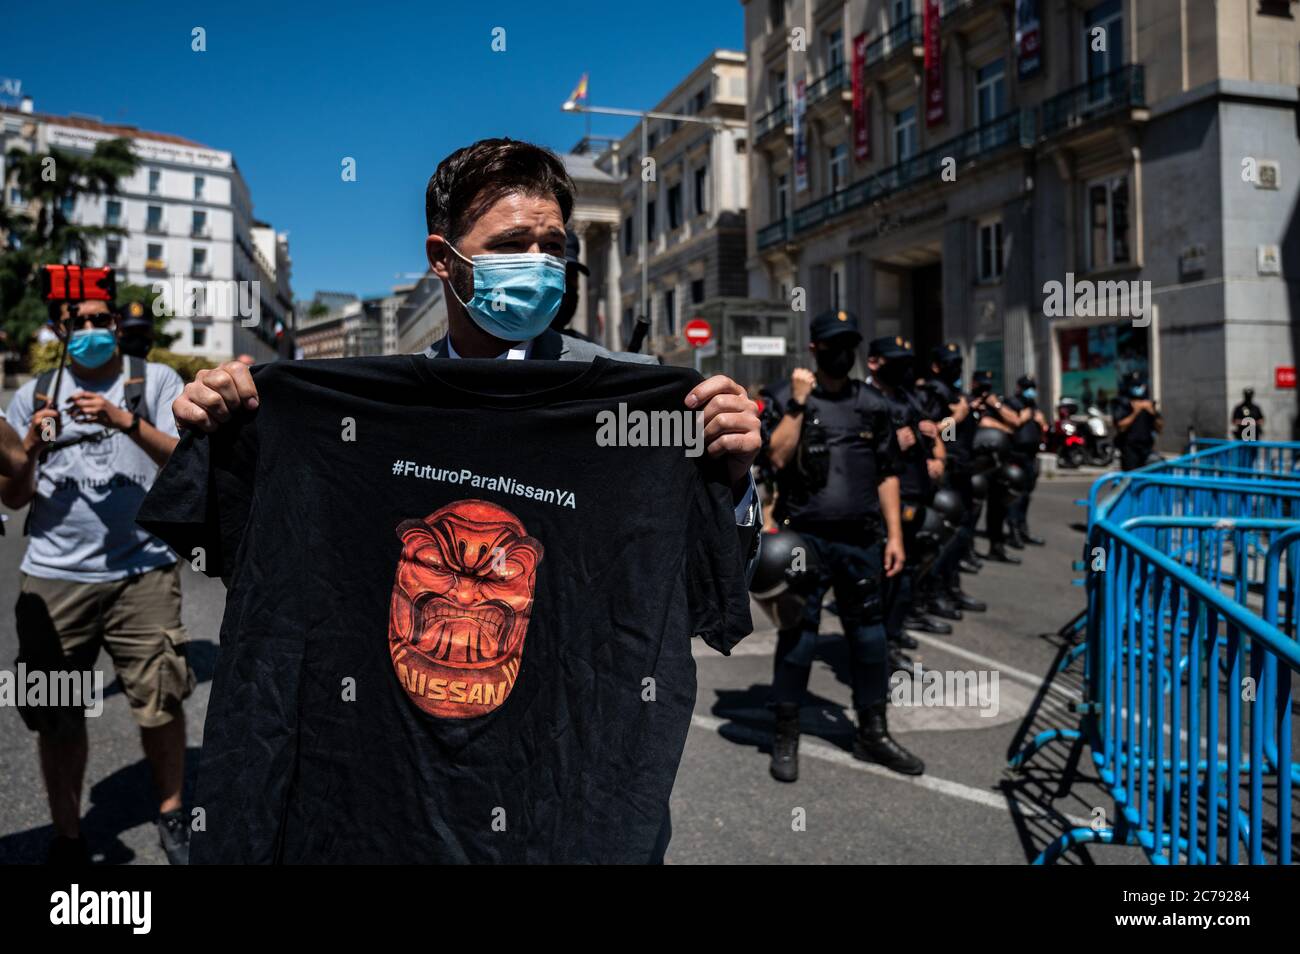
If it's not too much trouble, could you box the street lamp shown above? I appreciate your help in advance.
[562,100,746,353]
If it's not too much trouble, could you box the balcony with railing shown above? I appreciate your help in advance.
[865,14,921,69]
[755,100,790,142]
[761,109,1033,244]
[806,64,845,106]
[756,218,790,250]
[1042,65,1145,138]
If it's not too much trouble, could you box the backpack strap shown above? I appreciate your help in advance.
[122,354,150,423]
[33,368,57,411]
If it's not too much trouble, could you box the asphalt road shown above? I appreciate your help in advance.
[0,476,1141,865]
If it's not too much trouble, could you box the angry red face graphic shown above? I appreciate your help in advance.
[389,499,543,719]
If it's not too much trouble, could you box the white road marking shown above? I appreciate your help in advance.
[907,632,1083,702]
[690,712,1089,825]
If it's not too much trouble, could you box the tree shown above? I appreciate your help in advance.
[0,137,139,348]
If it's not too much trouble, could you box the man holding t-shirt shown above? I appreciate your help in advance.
[165,138,762,862]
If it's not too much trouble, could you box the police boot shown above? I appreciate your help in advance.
[946,585,987,612]
[891,630,920,650]
[888,646,914,671]
[854,702,925,776]
[926,593,963,621]
[904,611,952,635]
[769,704,800,783]
[1007,525,1026,549]
[1022,525,1046,546]
[959,556,983,574]
[986,543,1021,564]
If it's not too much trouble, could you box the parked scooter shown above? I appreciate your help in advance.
[1049,398,1117,468]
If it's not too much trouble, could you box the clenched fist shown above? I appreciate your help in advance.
[173,361,260,433]
[791,367,816,404]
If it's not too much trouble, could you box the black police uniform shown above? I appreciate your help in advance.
[760,375,899,711]
[1004,381,1043,541]
[1231,395,1264,440]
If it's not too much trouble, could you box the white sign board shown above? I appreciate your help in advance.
[741,336,788,356]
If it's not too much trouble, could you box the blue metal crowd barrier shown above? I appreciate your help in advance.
[1015,440,1300,865]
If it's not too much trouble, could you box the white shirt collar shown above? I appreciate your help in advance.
[445,335,531,361]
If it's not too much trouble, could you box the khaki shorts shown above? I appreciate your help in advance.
[14,563,194,735]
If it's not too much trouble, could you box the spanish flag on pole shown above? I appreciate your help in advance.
[563,73,588,110]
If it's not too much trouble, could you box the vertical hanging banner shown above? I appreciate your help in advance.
[852,32,870,160]
[924,0,944,126]
[793,75,808,192]
[1016,0,1043,80]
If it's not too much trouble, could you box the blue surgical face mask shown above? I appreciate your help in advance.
[1022,387,1037,401]
[67,328,117,369]
[446,243,566,343]
[1130,385,1147,398]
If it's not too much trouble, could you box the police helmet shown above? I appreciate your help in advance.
[1000,462,1029,496]
[972,428,1012,457]
[749,528,819,599]
[930,487,964,524]
[916,505,947,544]
[970,472,990,499]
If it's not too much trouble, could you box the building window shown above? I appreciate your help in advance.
[667,183,682,230]
[646,200,656,241]
[768,0,784,29]
[1087,175,1131,270]
[192,210,207,236]
[194,175,205,200]
[975,59,1006,125]
[829,143,849,192]
[663,289,676,334]
[693,88,708,113]
[830,262,845,310]
[977,219,1003,281]
[192,327,206,348]
[622,217,634,256]
[192,247,208,275]
[694,166,708,215]
[105,200,122,227]
[774,70,787,106]
[148,169,161,195]
[647,130,657,151]
[146,205,163,233]
[105,239,121,265]
[691,278,706,304]
[827,28,845,72]
[891,0,909,24]
[1085,0,1124,81]
[893,107,918,161]
[776,173,789,219]
[1259,0,1292,15]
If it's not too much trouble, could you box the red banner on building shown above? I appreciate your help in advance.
[924,0,944,126]
[852,32,870,160]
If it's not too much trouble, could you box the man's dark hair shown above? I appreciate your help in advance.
[425,138,575,243]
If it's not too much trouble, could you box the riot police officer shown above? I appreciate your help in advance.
[1004,375,1047,547]
[918,343,988,609]
[866,337,961,645]
[968,371,1027,563]
[759,310,922,782]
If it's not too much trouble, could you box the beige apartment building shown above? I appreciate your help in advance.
[745,0,1300,442]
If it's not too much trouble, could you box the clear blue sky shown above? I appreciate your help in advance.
[1,1,742,300]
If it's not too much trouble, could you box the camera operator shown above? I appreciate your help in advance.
[866,337,962,645]
[0,298,193,865]
[1004,375,1047,548]
[759,311,921,782]
[1112,372,1162,471]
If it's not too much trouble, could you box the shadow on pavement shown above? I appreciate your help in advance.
[0,744,201,865]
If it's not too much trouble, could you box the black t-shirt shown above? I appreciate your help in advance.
[760,378,899,532]
[137,356,751,863]
[1232,401,1263,437]
[1112,396,1159,450]
[1005,396,1043,451]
